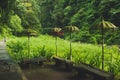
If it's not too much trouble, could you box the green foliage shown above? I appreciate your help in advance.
[64,6,72,16]
[0,24,11,37]
[0,0,119,77]
[39,0,120,44]
[10,14,23,32]
[70,12,81,26]
[14,0,41,31]
[0,0,120,45]
[0,0,16,23]
[7,35,120,76]
[7,38,27,62]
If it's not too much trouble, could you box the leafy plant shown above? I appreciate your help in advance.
[7,39,27,62]
[9,14,23,33]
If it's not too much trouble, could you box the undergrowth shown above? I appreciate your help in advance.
[6,35,120,76]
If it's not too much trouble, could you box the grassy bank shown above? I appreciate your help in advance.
[6,35,120,76]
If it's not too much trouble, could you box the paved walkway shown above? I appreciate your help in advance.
[0,41,10,60]
[0,41,27,80]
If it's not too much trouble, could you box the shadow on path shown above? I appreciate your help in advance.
[22,62,78,80]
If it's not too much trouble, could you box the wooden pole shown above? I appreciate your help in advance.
[101,22,104,70]
[28,35,30,59]
[70,32,72,60]
[55,37,58,56]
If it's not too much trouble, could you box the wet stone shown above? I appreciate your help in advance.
[0,60,17,72]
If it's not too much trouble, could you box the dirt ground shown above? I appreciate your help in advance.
[21,61,95,80]
[21,62,82,80]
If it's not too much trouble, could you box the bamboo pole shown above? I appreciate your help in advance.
[101,24,104,70]
[55,37,58,56]
[70,32,72,60]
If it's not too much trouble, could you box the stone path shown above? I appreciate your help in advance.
[0,41,27,80]
[0,41,10,60]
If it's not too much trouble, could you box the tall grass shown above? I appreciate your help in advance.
[6,35,120,76]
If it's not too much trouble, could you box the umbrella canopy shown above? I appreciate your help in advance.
[64,26,79,60]
[64,26,79,32]
[52,27,64,37]
[22,29,38,36]
[53,27,62,33]
[52,27,62,56]
[93,19,117,30]
[92,19,117,70]
[22,29,38,59]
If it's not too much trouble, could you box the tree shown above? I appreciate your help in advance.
[0,0,16,23]
[38,0,55,28]
[9,14,23,34]
[14,0,41,31]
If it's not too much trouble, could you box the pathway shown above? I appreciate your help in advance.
[0,41,27,80]
[22,61,93,80]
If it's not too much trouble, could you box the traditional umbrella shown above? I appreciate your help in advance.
[93,19,117,70]
[64,26,79,60]
[53,27,62,56]
[23,29,37,59]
